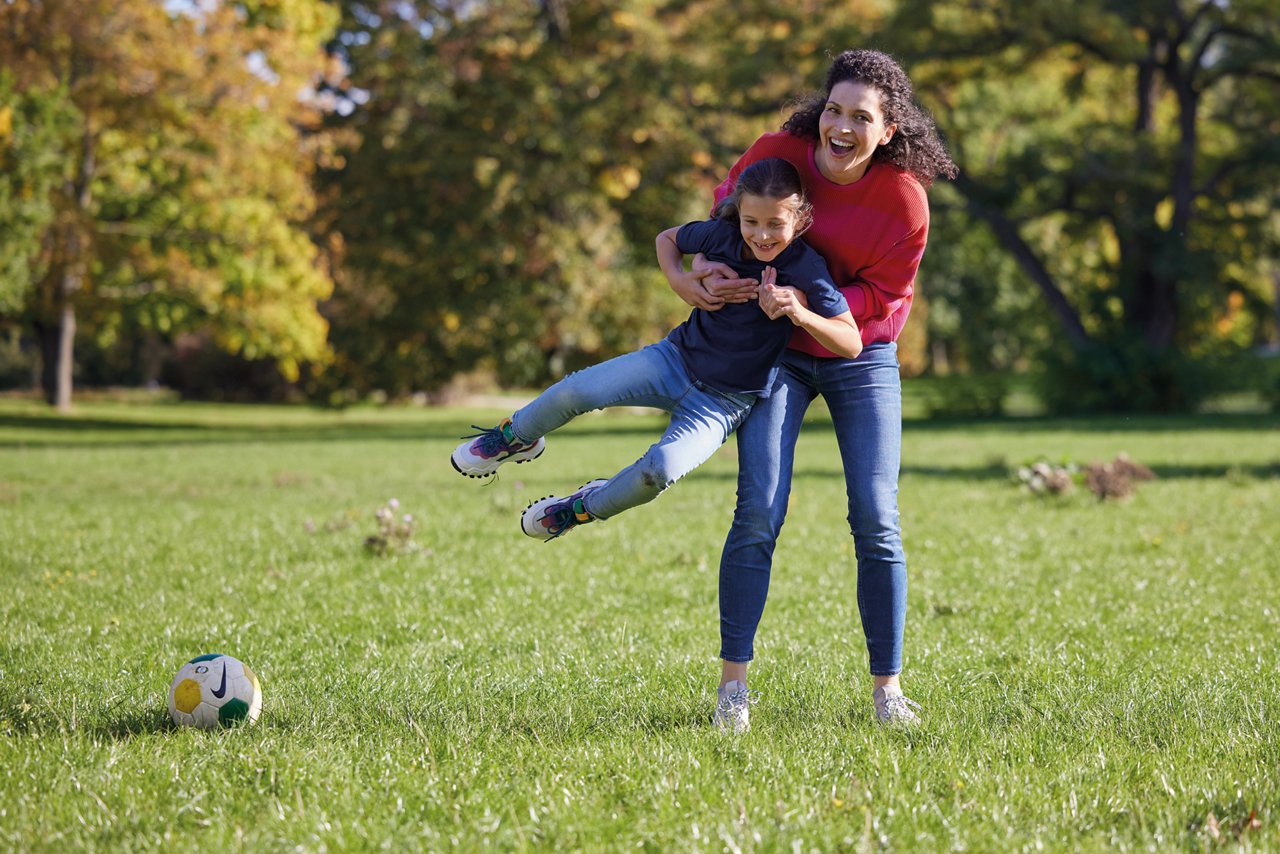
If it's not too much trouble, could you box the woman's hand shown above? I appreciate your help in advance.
[668,269,726,311]
[692,254,759,306]
[757,267,809,321]
[658,230,734,310]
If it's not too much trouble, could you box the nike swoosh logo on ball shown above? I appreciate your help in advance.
[211,663,228,699]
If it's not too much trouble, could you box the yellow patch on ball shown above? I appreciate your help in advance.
[173,678,202,713]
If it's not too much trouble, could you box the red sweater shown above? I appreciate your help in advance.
[714,132,930,355]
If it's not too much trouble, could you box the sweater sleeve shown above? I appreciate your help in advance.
[842,218,927,322]
[839,176,930,323]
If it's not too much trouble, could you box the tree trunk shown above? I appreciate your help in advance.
[35,281,78,409]
[54,294,76,411]
[140,329,164,386]
[1129,264,1178,351]
[41,126,95,409]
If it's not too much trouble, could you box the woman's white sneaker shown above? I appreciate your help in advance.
[713,680,758,733]
[873,684,921,726]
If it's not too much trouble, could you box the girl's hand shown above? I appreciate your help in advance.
[757,267,808,322]
[692,254,759,305]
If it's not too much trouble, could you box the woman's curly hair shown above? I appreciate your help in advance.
[782,49,957,187]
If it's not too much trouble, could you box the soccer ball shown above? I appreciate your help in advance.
[167,653,262,730]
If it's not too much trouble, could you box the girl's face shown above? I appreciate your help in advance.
[815,80,896,185]
[738,192,803,263]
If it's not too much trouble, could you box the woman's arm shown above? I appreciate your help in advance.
[837,181,930,322]
[758,268,862,359]
[690,254,759,305]
[657,227,725,311]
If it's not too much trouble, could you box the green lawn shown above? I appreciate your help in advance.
[1,397,1277,850]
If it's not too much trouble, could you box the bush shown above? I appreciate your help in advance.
[1253,350,1280,413]
[0,327,35,390]
[921,373,1009,418]
[1037,341,1214,414]
[160,333,296,403]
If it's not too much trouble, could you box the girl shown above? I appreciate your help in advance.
[451,157,862,540]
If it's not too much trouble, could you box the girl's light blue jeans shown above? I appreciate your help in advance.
[509,339,756,520]
[718,343,907,676]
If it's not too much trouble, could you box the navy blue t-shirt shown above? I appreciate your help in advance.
[665,218,849,396]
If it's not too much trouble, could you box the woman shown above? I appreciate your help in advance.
[665,49,957,732]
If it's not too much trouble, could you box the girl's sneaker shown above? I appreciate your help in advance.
[712,680,757,733]
[872,684,921,726]
[520,479,608,540]
[451,418,545,477]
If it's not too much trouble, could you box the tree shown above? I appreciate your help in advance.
[885,0,1280,410]
[0,74,74,318]
[316,0,887,398]
[0,0,338,408]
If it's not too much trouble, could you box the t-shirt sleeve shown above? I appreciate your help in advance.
[787,256,849,319]
[675,220,724,256]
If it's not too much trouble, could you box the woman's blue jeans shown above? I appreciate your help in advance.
[718,343,906,676]
[510,339,755,520]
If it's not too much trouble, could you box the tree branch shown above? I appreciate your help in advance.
[952,171,1091,348]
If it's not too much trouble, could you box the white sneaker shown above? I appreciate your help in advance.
[873,684,921,726]
[712,680,757,733]
[520,479,608,540]
[451,418,545,478]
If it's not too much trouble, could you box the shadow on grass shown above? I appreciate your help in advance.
[1,704,173,740]
[90,707,174,739]
[2,407,1277,451]
[0,413,463,448]
[90,708,290,739]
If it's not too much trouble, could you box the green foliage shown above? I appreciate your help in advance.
[885,0,1280,410]
[0,0,338,399]
[0,74,76,316]
[1037,338,1217,414]
[918,372,1009,418]
[920,184,1053,373]
[1,401,1278,848]
[2,0,1277,411]
[317,0,887,398]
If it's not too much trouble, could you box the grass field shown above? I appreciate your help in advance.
[1,395,1277,850]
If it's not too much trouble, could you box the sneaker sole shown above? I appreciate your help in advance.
[451,441,545,478]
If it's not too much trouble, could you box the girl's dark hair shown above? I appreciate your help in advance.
[712,157,814,234]
[782,49,957,187]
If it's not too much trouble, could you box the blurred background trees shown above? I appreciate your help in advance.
[1,0,1276,412]
[0,0,336,408]
[889,0,1280,411]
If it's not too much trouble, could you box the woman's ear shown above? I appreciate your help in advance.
[879,123,898,147]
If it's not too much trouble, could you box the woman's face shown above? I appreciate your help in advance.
[814,80,896,185]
